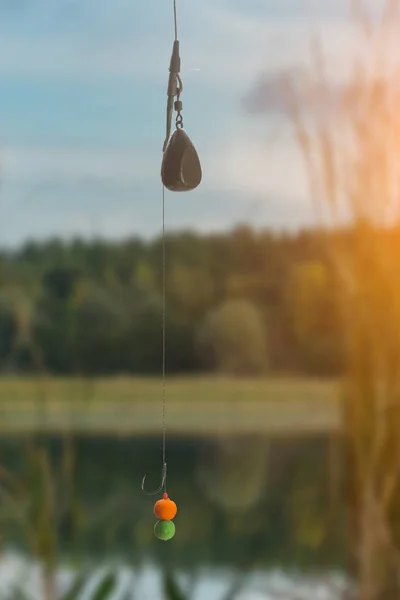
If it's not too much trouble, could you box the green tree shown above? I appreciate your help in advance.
[33,268,79,374]
[0,294,17,367]
[286,260,343,375]
[198,299,268,375]
[73,282,128,374]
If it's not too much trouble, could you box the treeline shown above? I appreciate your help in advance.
[0,225,350,376]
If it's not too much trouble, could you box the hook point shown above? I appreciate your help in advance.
[141,463,167,496]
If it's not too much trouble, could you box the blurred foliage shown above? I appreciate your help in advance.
[285,260,343,375]
[0,226,349,377]
[4,570,119,600]
[198,300,267,375]
[3,569,191,600]
[163,571,188,600]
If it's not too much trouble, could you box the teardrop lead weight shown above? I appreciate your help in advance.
[161,129,202,192]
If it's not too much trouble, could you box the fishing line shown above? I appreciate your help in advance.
[161,182,166,493]
[173,0,178,41]
[141,0,202,541]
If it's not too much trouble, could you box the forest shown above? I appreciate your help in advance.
[0,220,391,378]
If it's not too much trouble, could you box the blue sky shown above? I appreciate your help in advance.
[0,0,366,246]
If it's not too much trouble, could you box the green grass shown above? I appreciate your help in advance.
[0,376,342,435]
[0,375,340,404]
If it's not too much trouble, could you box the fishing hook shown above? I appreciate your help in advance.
[141,462,167,495]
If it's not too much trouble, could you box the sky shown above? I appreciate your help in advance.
[0,0,379,246]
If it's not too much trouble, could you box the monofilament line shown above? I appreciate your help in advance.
[161,182,167,494]
[163,0,178,492]
[173,0,178,41]
[161,0,179,495]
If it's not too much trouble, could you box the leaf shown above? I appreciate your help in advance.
[61,572,90,600]
[4,583,34,600]
[163,571,188,600]
[90,572,118,600]
[117,588,133,600]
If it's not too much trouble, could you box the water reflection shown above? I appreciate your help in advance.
[196,437,269,512]
[0,434,346,597]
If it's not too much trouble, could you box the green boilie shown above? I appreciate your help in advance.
[154,519,176,541]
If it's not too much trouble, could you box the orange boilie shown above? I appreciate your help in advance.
[154,493,177,521]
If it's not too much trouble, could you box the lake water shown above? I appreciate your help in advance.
[0,434,347,598]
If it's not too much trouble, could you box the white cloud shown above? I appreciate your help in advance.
[0,35,166,80]
[204,124,309,205]
[0,1,375,88]
[0,143,160,224]
[0,126,316,247]
[1,145,155,185]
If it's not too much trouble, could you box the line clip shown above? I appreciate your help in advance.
[163,41,183,153]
